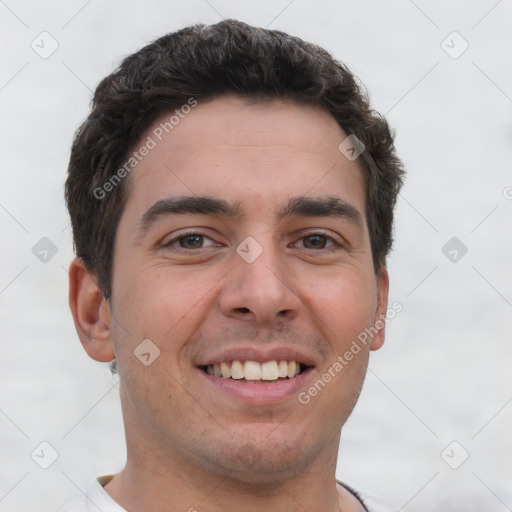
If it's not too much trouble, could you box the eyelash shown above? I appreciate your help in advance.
[162,229,217,250]
[294,232,341,250]
[162,230,343,251]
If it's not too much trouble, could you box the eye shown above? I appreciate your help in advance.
[296,234,339,250]
[178,234,206,249]
[163,232,218,250]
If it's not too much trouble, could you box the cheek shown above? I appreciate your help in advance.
[112,266,220,358]
[304,271,376,418]
[111,268,215,422]
[302,277,374,423]
[302,268,378,348]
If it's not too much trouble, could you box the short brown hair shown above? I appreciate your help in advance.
[65,19,404,299]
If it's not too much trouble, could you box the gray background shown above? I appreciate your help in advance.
[0,0,511,510]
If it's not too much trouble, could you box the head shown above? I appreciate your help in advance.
[66,20,404,485]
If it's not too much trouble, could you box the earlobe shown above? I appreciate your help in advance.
[68,257,115,362]
[370,265,389,351]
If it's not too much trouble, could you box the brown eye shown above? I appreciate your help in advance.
[179,234,204,249]
[162,231,219,251]
[302,234,329,249]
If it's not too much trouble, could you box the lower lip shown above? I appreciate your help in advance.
[196,367,314,404]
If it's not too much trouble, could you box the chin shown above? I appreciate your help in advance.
[203,432,319,486]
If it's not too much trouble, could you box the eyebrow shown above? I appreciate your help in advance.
[277,196,364,228]
[138,196,243,232]
[137,194,364,235]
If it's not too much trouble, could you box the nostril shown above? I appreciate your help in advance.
[237,307,251,313]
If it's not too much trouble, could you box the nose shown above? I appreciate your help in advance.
[218,238,302,326]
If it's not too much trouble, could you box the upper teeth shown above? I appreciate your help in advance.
[205,360,301,380]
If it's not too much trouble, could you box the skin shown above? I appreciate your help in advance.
[69,95,389,512]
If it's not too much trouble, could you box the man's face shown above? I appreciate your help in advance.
[109,95,388,480]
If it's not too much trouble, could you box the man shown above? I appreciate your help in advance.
[63,19,404,512]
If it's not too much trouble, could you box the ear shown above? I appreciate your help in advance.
[370,264,389,351]
[68,257,115,362]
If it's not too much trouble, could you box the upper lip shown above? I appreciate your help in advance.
[195,345,317,367]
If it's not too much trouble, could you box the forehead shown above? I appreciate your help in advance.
[122,95,366,222]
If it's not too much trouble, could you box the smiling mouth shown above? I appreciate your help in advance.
[200,360,310,383]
